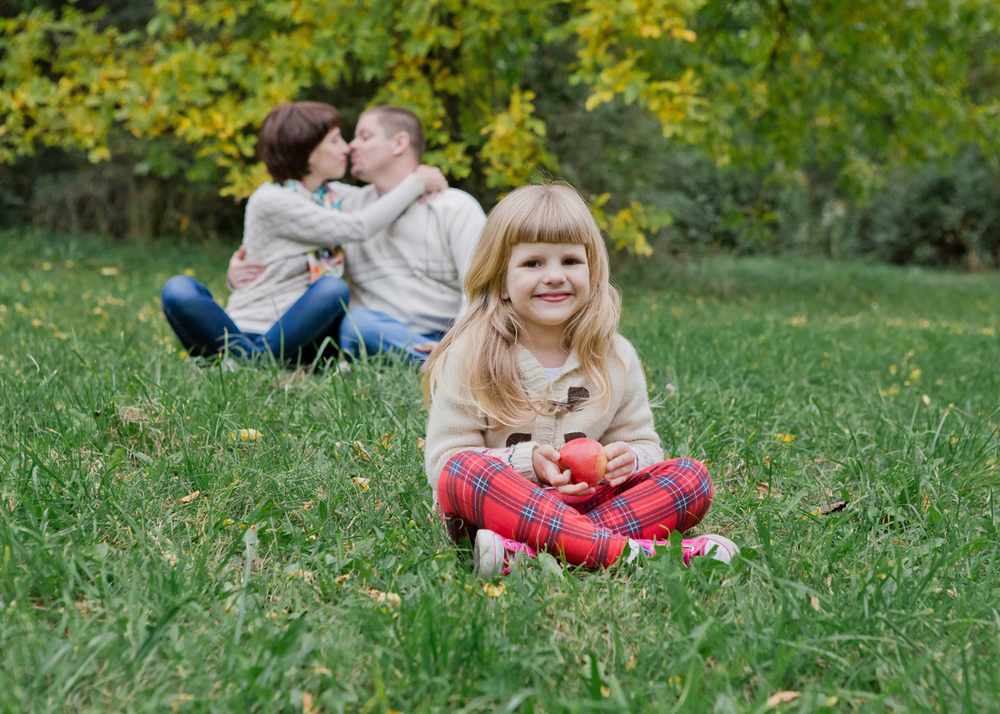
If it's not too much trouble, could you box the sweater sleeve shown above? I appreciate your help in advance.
[599,338,664,471]
[425,361,539,497]
[477,442,540,484]
[248,175,425,249]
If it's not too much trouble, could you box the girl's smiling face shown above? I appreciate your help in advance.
[502,242,591,341]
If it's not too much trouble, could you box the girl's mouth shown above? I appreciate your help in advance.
[536,293,570,302]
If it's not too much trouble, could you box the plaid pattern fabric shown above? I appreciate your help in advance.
[436,452,714,568]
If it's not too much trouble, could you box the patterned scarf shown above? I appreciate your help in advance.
[283,180,343,211]
[282,180,346,281]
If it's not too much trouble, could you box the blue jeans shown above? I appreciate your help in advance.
[339,306,446,362]
[161,275,350,363]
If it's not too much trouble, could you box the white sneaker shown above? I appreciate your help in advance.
[473,529,507,578]
[682,534,739,565]
[625,533,740,566]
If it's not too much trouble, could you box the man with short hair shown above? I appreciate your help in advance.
[229,105,486,361]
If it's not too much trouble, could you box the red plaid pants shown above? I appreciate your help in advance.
[436,452,714,568]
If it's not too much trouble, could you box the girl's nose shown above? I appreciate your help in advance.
[542,264,565,284]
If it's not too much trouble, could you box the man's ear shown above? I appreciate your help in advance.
[390,131,411,157]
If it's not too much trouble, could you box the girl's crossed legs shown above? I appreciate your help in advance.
[436,452,714,569]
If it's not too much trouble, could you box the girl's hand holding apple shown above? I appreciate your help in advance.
[602,441,636,487]
[533,444,595,496]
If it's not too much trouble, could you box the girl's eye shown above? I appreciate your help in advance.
[522,260,541,268]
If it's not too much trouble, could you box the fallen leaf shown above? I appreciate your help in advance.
[766,691,800,707]
[366,588,401,607]
[180,490,200,504]
[353,441,370,462]
[756,483,783,499]
[810,596,820,611]
[230,428,263,442]
[302,693,314,714]
[352,477,370,491]
[818,501,847,515]
[171,693,194,711]
[416,437,425,451]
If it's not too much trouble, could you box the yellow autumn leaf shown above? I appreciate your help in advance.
[230,428,263,442]
[766,691,800,707]
[365,589,401,607]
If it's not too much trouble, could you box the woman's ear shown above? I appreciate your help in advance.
[500,290,509,300]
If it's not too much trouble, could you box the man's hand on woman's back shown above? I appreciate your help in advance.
[228,246,266,290]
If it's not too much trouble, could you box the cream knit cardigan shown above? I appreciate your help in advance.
[424,333,663,500]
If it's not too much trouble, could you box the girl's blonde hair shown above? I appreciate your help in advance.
[424,182,622,425]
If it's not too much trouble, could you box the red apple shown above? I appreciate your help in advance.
[558,438,608,486]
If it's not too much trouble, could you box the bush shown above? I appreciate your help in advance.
[858,149,1000,269]
[618,146,1000,271]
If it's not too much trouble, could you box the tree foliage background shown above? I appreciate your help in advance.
[2,0,999,266]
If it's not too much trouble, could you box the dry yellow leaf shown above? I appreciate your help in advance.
[766,690,800,707]
[230,428,262,442]
[353,441,370,462]
[366,589,401,607]
[171,693,194,711]
[180,490,200,504]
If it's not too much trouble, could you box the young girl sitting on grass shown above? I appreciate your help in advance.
[423,183,737,577]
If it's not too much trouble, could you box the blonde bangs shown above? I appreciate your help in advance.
[499,186,597,248]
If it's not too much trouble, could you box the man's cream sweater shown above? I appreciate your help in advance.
[338,186,486,337]
[424,334,663,500]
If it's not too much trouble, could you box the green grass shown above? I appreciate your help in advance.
[1,229,999,712]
